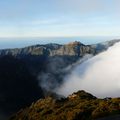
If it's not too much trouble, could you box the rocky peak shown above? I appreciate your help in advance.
[68,90,97,100]
[66,41,83,46]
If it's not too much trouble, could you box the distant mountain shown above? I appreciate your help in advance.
[0,40,119,57]
[10,90,120,120]
[0,41,94,57]
[91,39,120,54]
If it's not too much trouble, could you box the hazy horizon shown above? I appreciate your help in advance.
[0,36,120,49]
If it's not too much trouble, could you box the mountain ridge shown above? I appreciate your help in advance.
[0,41,93,57]
[0,39,119,57]
[10,90,120,120]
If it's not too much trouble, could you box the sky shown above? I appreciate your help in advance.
[0,0,120,38]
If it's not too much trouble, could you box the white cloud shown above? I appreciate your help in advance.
[56,42,120,98]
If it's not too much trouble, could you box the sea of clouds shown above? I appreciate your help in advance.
[56,42,120,98]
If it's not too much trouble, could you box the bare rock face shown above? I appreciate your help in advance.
[50,41,94,56]
[0,41,95,57]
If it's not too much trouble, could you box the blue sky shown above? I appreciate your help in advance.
[0,0,120,37]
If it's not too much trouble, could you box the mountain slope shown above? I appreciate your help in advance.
[0,56,43,117]
[10,90,120,120]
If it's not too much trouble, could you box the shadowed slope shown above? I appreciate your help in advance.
[0,56,43,116]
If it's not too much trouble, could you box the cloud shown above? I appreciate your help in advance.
[56,42,120,98]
